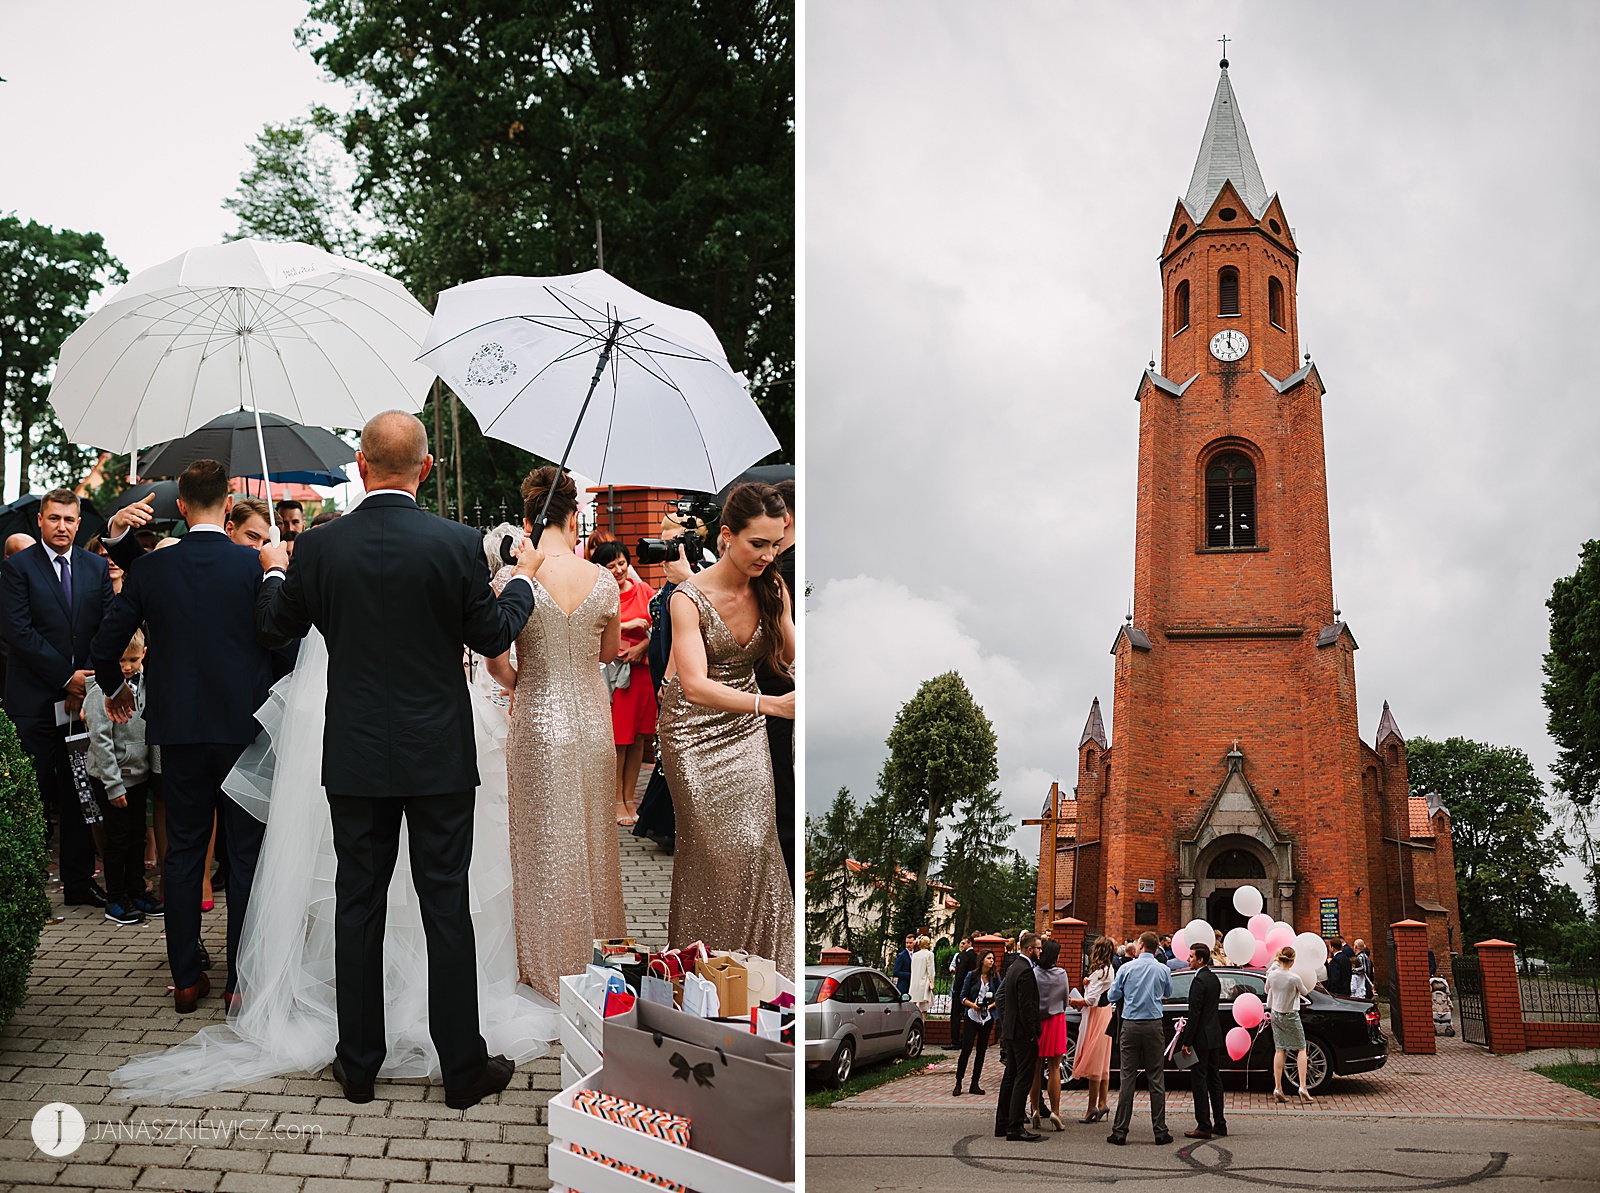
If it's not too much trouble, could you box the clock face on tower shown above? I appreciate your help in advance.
[1210,329,1249,361]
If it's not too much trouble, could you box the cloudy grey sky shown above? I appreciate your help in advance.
[804,2,1600,893]
[0,0,348,501]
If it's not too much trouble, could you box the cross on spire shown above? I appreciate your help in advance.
[1218,34,1230,67]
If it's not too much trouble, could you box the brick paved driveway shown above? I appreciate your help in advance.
[0,788,674,1192]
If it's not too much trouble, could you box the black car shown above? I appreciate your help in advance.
[1060,966,1387,1093]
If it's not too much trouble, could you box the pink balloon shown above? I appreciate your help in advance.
[1251,939,1271,968]
[1232,992,1264,1030]
[1226,1026,1252,1061]
[1170,928,1187,956]
[1265,925,1295,952]
[1248,913,1273,939]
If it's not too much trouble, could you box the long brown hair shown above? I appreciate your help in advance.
[721,481,789,672]
[1089,935,1116,975]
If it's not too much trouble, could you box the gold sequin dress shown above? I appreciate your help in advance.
[495,566,626,999]
[657,581,795,976]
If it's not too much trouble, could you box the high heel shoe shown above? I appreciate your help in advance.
[201,898,214,912]
[1298,1089,1315,1104]
[1273,1090,1287,1103]
[1050,1113,1064,1131]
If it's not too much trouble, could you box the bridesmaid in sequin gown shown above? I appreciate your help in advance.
[486,468,626,999]
[658,483,796,976]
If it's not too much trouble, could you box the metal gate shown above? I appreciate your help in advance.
[1386,929,1406,1048]
[1453,954,1486,1046]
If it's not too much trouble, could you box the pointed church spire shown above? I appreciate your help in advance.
[1080,697,1109,750]
[1375,700,1404,747]
[1183,61,1270,220]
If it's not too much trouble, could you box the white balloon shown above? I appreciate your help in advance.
[1185,919,1215,953]
[1232,885,1265,917]
[1293,960,1320,992]
[1294,933,1328,970]
[1224,927,1257,965]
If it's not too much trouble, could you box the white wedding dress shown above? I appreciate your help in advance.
[111,629,560,1102]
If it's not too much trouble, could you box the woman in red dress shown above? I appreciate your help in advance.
[593,541,657,824]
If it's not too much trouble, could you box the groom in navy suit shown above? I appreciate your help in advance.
[92,460,275,1013]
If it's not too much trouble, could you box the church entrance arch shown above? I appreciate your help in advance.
[1196,837,1276,935]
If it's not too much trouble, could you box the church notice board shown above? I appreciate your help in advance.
[1319,898,1339,937]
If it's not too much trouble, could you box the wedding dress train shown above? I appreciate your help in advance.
[111,630,559,1102]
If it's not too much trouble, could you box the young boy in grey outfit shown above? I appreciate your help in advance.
[84,629,160,925]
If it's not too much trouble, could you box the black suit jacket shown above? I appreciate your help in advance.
[91,530,273,747]
[950,947,978,1013]
[2,544,114,723]
[999,956,1040,1044]
[255,493,534,796]
[1181,964,1224,1051]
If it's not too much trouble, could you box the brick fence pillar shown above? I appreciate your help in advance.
[973,934,1008,981]
[1052,918,1088,984]
[818,946,852,967]
[1475,939,1527,1055]
[1390,920,1435,1055]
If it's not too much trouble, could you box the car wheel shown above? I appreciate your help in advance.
[827,1037,855,1088]
[1059,1028,1078,1085]
[905,1022,924,1059]
[1283,1036,1331,1094]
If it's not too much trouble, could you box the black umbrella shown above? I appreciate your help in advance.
[139,410,355,484]
[0,493,107,547]
[714,464,794,510]
[104,481,182,524]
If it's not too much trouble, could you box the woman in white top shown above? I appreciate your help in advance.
[909,935,936,1015]
[1264,946,1314,1103]
[1069,935,1117,1123]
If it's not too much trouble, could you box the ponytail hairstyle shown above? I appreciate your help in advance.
[521,466,579,531]
[720,481,789,672]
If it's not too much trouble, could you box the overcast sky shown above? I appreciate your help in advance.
[0,0,351,502]
[804,2,1600,895]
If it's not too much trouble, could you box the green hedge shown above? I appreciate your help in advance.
[0,712,49,1028]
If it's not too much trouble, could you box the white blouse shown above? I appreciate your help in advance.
[1082,965,1114,1004]
[1265,964,1310,1014]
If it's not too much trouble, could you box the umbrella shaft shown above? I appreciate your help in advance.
[537,318,621,528]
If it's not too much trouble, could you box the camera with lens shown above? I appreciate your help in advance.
[637,495,721,568]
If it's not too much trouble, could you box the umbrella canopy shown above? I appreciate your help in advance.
[715,463,794,509]
[138,410,355,480]
[49,238,435,456]
[417,270,779,495]
[103,482,181,524]
[233,468,349,488]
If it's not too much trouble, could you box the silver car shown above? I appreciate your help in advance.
[804,965,924,1087]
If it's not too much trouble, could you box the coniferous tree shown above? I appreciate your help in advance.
[805,787,860,959]
[1545,540,1600,908]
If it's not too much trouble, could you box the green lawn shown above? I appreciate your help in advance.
[806,1052,949,1109]
[1532,1062,1600,1100]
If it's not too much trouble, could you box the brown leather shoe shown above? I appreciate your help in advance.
[445,1054,514,1110]
[174,972,211,1013]
[1184,1128,1213,1140]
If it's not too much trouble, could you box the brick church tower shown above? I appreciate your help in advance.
[1037,60,1461,968]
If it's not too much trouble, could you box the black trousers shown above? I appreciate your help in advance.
[327,790,488,1091]
[162,742,263,992]
[16,716,96,895]
[88,776,148,905]
[994,1034,1037,1136]
[1190,1044,1226,1132]
[955,1016,991,1090]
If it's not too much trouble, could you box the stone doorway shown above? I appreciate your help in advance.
[1178,746,1296,928]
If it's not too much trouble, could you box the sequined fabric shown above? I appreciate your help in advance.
[496,566,626,999]
[657,581,795,976]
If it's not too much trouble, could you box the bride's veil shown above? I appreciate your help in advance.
[112,629,558,1102]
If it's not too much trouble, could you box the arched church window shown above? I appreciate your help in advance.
[1206,452,1257,548]
[1218,266,1240,316]
[1208,849,1266,879]
[1268,277,1285,328]
[1173,280,1190,333]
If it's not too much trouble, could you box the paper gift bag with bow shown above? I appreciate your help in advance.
[602,999,793,1182]
[694,954,748,1019]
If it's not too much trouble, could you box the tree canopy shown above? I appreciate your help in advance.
[1545,540,1600,900]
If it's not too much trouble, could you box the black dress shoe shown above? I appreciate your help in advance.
[952,1085,963,1096]
[331,1058,375,1104]
[445,1054,514,1110]
[1154,1133,1174,1145]
[64,886,107,908]
[1212,1125,1227,1137]
[994,1127,1007,1138]
[1007,1130,1044,1142]
[1106,1133,1127,1146]
[971,1086,986,1095]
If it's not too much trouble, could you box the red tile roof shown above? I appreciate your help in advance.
[1409,795,1433,839]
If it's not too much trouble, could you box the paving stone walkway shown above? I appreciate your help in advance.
[0,768,674,1192]
[836,1028,1600,1121]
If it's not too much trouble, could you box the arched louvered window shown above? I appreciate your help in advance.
[1268,277,1285,328]
[1218,267,1240,316]
[1173,280,1190,333]
[1206,452,1256,548]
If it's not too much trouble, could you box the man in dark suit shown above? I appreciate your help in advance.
[256,411,542,1111]
[893,934,915,995]
[2,490,115,907]
[1177,941,1227,1139]
[92,462,276,1013]
[1326,937,1354,997]
[994,929,1043,1142]
[949,935,977,1039]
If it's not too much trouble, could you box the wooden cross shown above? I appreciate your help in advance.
[1023,782,1064,935]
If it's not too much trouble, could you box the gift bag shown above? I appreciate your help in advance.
[572,1088,690,1193]
[695,955,749,1019]
[602,1000,794,1182]
[641,975,678,1008]
[681,971,718,1018]
[715,951,778,1010]
[65,719,102,826]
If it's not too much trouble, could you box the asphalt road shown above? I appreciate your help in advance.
[805,1108,1600,1192]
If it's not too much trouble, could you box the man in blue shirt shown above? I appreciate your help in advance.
[1105,931,1173,1146]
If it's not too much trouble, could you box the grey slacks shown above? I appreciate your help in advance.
[1110,1018,1168,1139]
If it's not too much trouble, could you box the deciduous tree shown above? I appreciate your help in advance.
[1545,540,1600,906]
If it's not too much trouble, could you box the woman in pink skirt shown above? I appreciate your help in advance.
[1032,937,1071,1131]
[1070,935,1117,1123]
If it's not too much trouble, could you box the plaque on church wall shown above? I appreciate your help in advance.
[1138,879,1155,893]
[1320,898,1340,937]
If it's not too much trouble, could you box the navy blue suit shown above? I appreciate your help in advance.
[91,528,275,996]
[1,543,115,895]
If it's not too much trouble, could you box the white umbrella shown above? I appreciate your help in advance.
[416,270,780,517]
[49,238,435,490]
